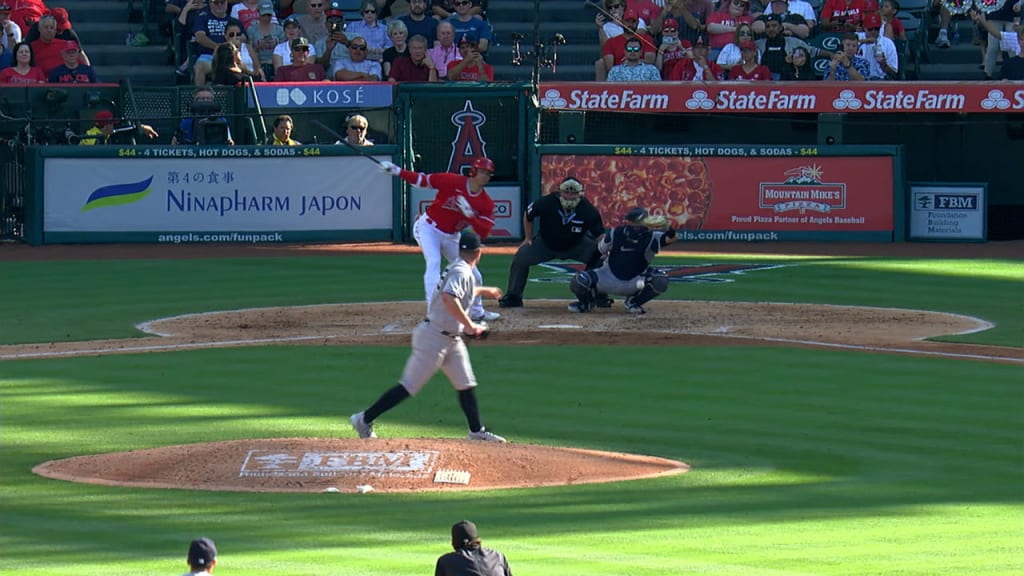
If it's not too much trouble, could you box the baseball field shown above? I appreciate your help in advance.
[1,241,1022,575]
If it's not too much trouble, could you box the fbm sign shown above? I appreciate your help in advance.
[909,184,986,242]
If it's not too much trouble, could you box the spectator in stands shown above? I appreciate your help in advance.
[190,0,243,86]
[0,41,45,83]
[30,14,87,77]
[595,1,631,82]
[972,10,1024,80]
[8,0,44,37]
[756,13,827,79]
[879,0,906,42]
[340,114,374,145]
[601,10,658,78]
[274,15,318,71]
[167,0,204,74]
[400,0,438,46]
[707,0,754,61]
[314,2,350,74]
[78,110,158,145]
[25,8,86,51]
[0,33,10,69]
[758,0,810,38]
[651,0,714,46]
[209,41,251,84]
[382,19,409,77]
[432,0,482,21]
[276,36,327,79]
[779,44,815,79]
[225,21,265,79]
[172,87,234,145]
[446,30,492,80]
[668,34,723,79]
[716,22,757,72]
[819,0,867,32]
[428,19,460,73]
[727,39,771,78]
[48,40,97,83]
[248,2,285,78]
[389,33,439,81]
[447,0,493,53]
[824,31,869,79]
[1,3,22,54]
[607,35,662,80]
[268,114,301,145]
[655,18,690,78]
[232,0,272,31]
[858,12,898,79]
[334,34,383,79]
[627,0,662,27]
[346,0,391,62]
[375,0,412,19]
[296,0,328,44]
[976,3,1018,79]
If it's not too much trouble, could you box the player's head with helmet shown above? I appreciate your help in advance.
[556,177,584,211]
[468,157,495,181]
[625,207,649,224]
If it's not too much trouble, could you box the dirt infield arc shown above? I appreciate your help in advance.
[18,298,1024,494]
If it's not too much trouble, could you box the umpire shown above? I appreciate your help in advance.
[498,177,609,308]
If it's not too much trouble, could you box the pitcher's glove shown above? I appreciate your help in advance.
[642,215,672,231]
[466,323,489,340]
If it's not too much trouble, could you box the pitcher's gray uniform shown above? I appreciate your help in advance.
[351,232,506,443]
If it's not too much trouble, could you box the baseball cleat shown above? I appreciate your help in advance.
[468,428,507,443]
[498,295,523,308]
[472,310,501,322]
[567,301,593,313]
[594,296,614,308]
[350,412,377,439]
[624,297,646,315]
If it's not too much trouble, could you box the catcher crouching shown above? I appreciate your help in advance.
[568,207,677,315]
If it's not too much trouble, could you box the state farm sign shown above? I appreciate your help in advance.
[539,82,1024,114]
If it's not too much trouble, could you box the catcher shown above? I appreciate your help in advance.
[567,207,677,315]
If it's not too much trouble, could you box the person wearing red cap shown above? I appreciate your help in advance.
[668,34,724,80]
[654,17,691,79]
[446,31,492,81]
[857,11,898,79]
[79,111,115,146]
[47,40,97,83]
[29,13,88,76]
[727,38,772,79]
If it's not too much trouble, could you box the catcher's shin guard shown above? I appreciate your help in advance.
[569,270,598,305]
[632,269,669,306]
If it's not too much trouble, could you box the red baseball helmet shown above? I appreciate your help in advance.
[470,157,495,176]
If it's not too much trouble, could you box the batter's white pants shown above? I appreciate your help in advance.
[413,214,486,319]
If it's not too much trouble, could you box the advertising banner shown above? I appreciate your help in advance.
[248,82,394,109]
[409,185,522,239]
[42,147,394,243]
[538,82,1024,114]
[908,183,986,241]
[539,145,898,241]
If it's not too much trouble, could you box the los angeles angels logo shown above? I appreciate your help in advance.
[447,100,489,175]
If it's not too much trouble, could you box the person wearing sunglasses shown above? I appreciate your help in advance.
[599,10,657,79]
[431,0,481,21]
[447,0,492,53]
[606,35,661,80]
[337,114,374,146]
[275,36,327,80]
[706,0,754,60]
[296,0,328,44]
[224,21,266,80]
[345,0,391,61]
[188,0,244,86]
[333,34,382,80]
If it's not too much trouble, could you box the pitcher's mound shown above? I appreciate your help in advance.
[33,438,689,493]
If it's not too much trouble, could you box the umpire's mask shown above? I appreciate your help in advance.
[558,177,584,211]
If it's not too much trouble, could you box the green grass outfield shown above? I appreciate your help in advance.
[1,249,1022,575]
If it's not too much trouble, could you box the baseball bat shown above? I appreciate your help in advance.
[313,119,386,166]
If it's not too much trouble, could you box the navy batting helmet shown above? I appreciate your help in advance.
[469,157,495,177]
[625,207,649,223]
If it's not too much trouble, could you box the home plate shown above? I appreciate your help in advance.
[537,324,583,329]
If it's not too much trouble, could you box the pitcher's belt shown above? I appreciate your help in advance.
[423,318,458,337]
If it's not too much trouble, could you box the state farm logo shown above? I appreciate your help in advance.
[833,89,862,110]
[552,88,670,110]
[686,90,715,110]
[240,450,439,478]
[759,164,846,215]
[540,89,567,108]
[981,89,1011,110]
[694,89,817,111]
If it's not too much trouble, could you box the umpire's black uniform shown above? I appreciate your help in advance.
[500,193,606,305]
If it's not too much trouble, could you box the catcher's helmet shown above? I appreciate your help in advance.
[625,207,649,223]
[469,157,495,176]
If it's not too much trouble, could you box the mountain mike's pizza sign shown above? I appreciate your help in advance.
[538,82,1024,114]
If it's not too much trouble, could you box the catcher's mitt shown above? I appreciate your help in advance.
[641,215,672,231]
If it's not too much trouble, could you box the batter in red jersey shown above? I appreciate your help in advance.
[380,157,501,322]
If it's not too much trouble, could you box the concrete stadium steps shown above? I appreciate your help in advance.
[487,2,602,82]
